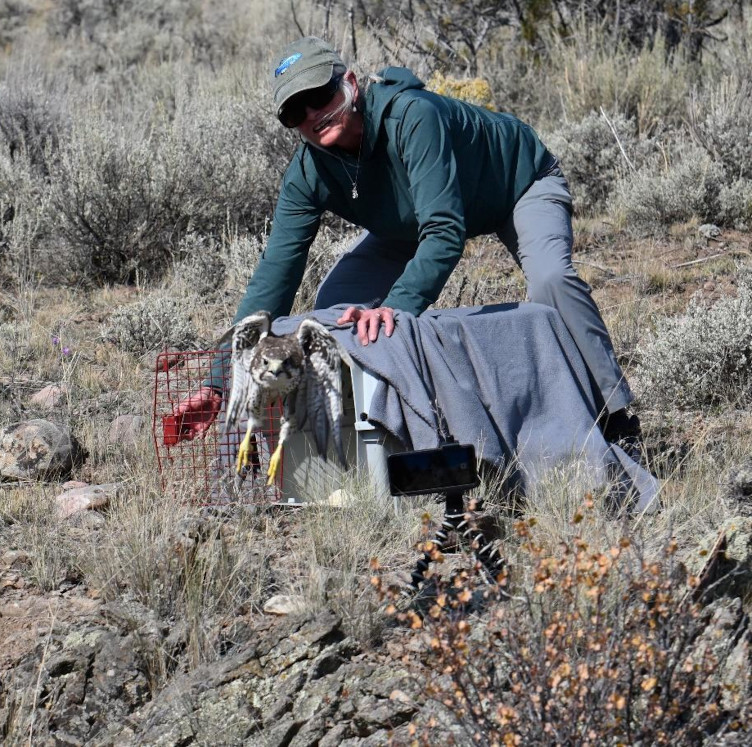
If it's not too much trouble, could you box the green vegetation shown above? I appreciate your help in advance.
[2,1,752,743]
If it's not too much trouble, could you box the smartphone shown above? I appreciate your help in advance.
[387,443,479,496]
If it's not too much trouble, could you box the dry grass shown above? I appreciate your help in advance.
[285,470,426,643]
[2,227,749,656]
[78,479,279,669]
[1,6,751,739]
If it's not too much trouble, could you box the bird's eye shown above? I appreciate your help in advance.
[262,357,268,365]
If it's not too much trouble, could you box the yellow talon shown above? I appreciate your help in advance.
[236,429,254,475]
[267,442,284,485]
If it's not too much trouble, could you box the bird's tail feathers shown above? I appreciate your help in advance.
[309,404,330,459]
[331,414,348,469]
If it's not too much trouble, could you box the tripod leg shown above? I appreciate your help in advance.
[409,521,450,591]
[451,511,507,584]
[409,493,463,591]
[409,492,506,591]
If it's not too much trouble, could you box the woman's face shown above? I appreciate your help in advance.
[296,71,363,153]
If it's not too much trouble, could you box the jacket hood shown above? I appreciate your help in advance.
[362,67,424,157]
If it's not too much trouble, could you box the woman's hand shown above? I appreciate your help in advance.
[175,385,223,441]
[337,306,395,346]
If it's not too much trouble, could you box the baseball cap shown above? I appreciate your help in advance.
[271,37,347,117]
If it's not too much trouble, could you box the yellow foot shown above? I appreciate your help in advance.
[267,443,283,485]
[236,430,254,475]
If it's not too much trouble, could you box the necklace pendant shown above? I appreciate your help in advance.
[351,184,359,200]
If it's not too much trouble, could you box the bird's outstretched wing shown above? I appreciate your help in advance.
[296,319,351,467]
[224,311,271,432]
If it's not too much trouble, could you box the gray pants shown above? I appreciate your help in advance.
[315,166,633,414]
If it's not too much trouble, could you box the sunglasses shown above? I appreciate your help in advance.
[278,75,343,129]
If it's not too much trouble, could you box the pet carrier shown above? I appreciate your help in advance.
[152,349,400,505]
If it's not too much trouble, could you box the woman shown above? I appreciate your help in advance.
[179,36,639,443]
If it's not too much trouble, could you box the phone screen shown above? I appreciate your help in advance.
[387,443,478,496]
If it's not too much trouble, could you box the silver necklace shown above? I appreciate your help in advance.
[335,119,364,200]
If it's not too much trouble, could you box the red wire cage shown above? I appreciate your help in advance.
[152,349,284,505]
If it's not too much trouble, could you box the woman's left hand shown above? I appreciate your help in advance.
[337,306,395,346]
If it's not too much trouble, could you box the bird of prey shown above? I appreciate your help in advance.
[223,311,353,484]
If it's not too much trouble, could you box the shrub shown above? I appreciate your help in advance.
[0,149,53,282]
[426,72,495,109]
[46,81,286,284]
[0,68,69,276]
[103,294,197,354]
[609,143,726,235]
[223,232,266,295]
[0,65,67,174]
[45,0,264,76]
[163,88,282,236]
[498,23,692,133]
[718,178,752,231]
[48,110,180,283]
[173,232,226,299]
[49,0,196,70]
[376,512,752,745]
[635,268,752,409]
[0,0,33,48]
[689,74,752,181]
[543,111,648,215]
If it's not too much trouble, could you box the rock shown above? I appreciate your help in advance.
[29,384,68,409]
[688,518,752,600]
[1,573,25,589]
[68,510,106,529]
[699,223,721,239]
[55,483,120,519]
[169,516,216,559]
[722,633,750,710]
[263,594,307,616]
[0,609,434,747]
[0,615,155,741]
[690,598,751,711]
[62,480,89,490]
[0,419,85,481]
[727,460,752,516]
[107,415,145,447]
[1,549,31,568]
[722,517,752,569]
[326,489,356,507]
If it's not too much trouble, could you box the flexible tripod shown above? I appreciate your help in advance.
[409,489,507,592]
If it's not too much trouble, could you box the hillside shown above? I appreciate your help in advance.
[2,1,752,744]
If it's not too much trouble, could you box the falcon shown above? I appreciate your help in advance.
[222,311,353,484]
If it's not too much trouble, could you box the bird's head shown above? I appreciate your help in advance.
[251,339,303,391]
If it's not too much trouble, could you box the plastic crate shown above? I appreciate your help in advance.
[278,362,402,504]
[152,349,402,505]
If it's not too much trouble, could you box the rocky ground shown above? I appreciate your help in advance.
[2,225,752,744]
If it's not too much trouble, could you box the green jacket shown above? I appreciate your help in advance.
[231,66,551,324]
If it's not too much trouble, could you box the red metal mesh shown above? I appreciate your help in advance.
[152,349,284,505]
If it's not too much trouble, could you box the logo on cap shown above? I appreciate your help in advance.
[275,53,303,77]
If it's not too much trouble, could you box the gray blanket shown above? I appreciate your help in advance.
[272,303,659,513]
